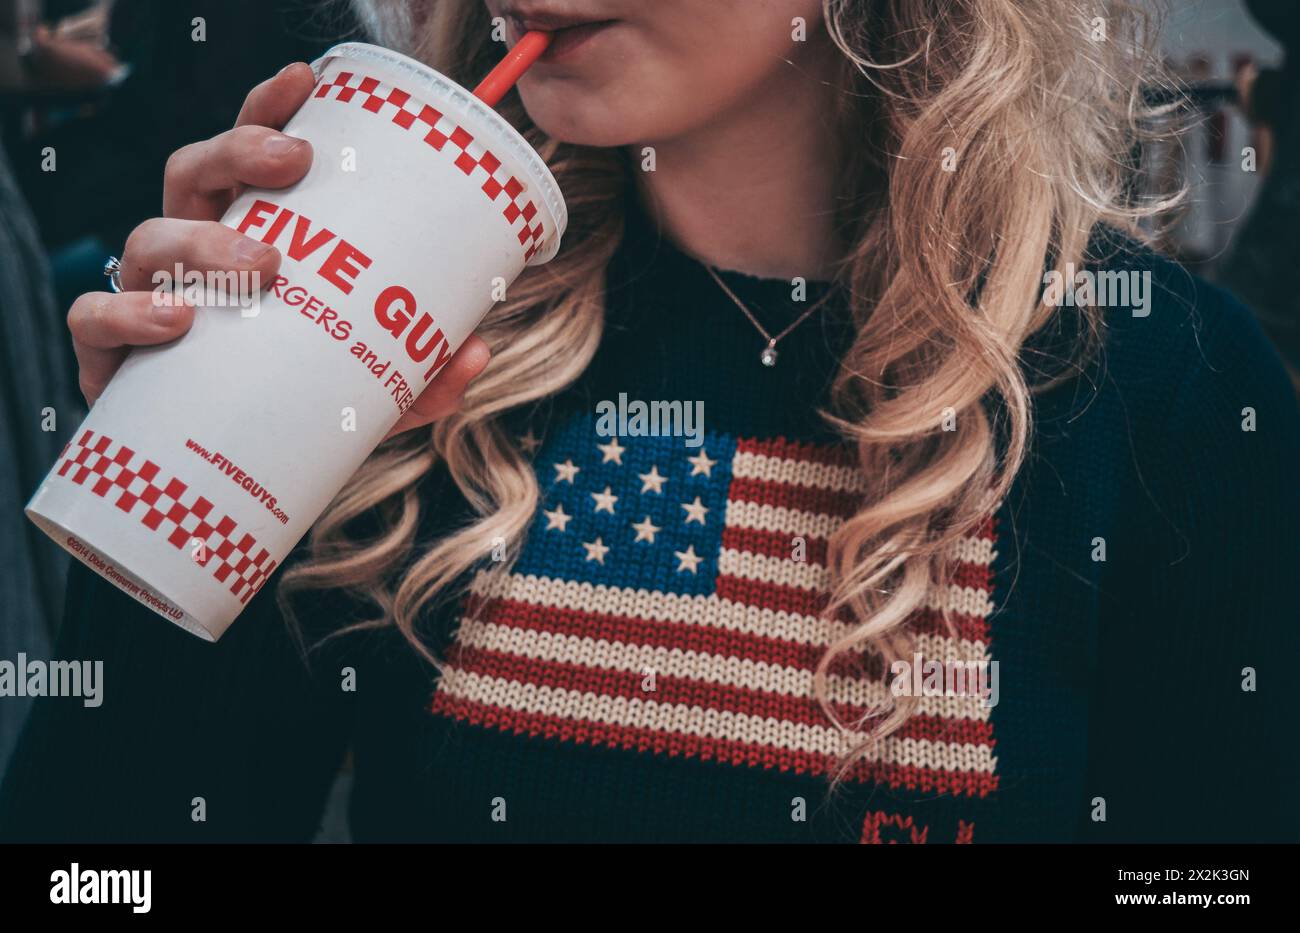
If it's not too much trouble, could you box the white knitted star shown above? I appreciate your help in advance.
[638,465,668,494]
[543,504,571,532]
[591,486,619,514]
[554,459,580,484]
[674,545,703,574]
[681,496,709,525]
[687,449,717,477]
[597,437,626,465]
[631,516,661,543]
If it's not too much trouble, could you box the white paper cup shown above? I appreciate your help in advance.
[26,42,567,641]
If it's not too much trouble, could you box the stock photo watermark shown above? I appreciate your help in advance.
[1042,263,1152,317]
[594,393,705,449]
[889,655,999,708]
[0,654,103,708]
[151,263,263,317]
[50,864,150,913]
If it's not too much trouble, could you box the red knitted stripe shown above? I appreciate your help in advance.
[713,573,830,617]
[430,693,999,796]
[442,642,997,745]
[906,606,996,642]
[949,558,996,590]
[733,435,858,468]
[721,525,831,564]
[719,528,995,592]
[462,593,991,675]
[463,594,831,669]
[726,475,864,517]
[713,574,991,631]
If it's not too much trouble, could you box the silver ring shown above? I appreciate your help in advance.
[103,255,124,294]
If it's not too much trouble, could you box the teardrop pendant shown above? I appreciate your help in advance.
[760,342,779,367]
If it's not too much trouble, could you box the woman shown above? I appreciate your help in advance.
[2,0,1297,843]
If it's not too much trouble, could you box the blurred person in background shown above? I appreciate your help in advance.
[1221,0,1300,386]
[10,0,357,310]
[0,0,91,773]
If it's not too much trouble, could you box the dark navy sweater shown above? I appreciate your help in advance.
[3,210,1298,843]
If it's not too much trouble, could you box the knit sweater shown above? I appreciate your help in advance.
[3,203,1299,843]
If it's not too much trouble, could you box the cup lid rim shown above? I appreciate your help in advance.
[313,41,568,265]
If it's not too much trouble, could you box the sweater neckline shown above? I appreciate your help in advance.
[616,193,843,334]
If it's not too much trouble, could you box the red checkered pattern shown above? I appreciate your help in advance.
[54,430,277,604]
[314,70,549,263]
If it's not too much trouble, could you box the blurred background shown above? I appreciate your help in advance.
[0,0,1296,837]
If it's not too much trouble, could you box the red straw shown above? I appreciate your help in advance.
[473,31,553,107]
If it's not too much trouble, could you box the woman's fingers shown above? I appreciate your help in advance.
[385,336,492,439]
[69,66,329,410]
[81,63,487,425]
[235,62,317,129]
[119,217,282,293]
[162,63,316,220]
[68,291,196,405]
[163,124,313,221]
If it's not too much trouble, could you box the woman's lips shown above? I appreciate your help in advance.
[543,20,617,61]
[507,14,618,63]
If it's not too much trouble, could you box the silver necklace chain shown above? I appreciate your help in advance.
[705,266,838,367]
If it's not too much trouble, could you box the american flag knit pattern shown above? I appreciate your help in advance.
[430,413,1000,799]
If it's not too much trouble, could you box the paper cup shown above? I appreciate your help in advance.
[26,42,567,641]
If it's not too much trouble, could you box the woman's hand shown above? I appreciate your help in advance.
[68,62,490,437]
[27,24,122,90]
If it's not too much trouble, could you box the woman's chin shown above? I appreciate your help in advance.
[517,87,641,149]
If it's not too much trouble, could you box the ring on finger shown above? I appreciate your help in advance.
[103,256,124,294]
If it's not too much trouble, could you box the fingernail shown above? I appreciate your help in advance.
[152,301,182,325]
[234,237,273,265]
[264,133,304,157]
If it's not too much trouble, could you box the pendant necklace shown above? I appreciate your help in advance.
[705,266,838,367]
